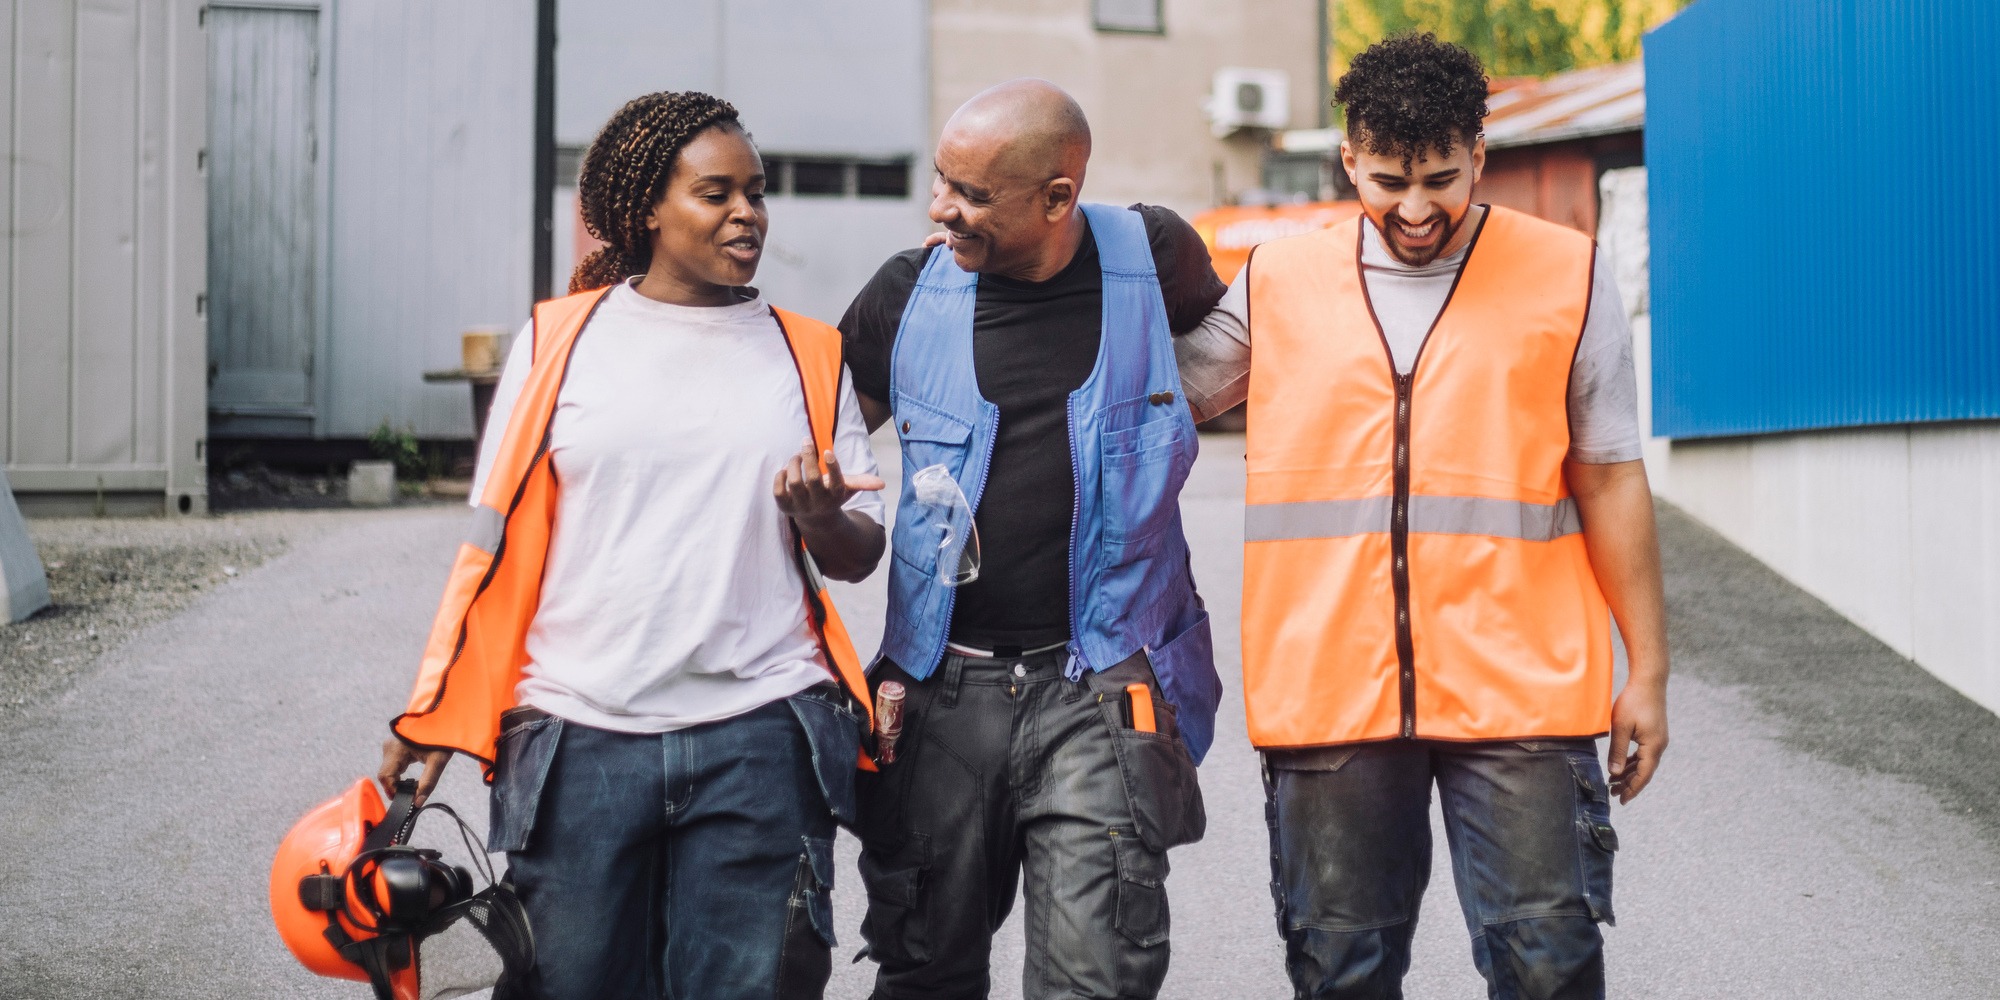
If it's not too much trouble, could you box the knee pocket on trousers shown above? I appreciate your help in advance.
[858,833,932,967]
[1111,828,1170,949]
[1477,914,1606,1000]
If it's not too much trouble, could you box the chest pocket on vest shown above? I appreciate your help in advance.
[892,396,973,465]
[890,398,976,572]
[1099,415,1192,546]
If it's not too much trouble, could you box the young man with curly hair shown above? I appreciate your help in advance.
[1176,34,1670,1000]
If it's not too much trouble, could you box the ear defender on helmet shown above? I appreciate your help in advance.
[273,776,534,1000]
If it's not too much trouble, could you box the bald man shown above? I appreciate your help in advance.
[837,80,1225,1000]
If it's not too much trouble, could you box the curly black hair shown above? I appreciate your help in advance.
[1335,32,1489,169]
[570,91,745,293]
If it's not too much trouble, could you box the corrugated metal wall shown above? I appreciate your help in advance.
[1646,0,2000,439]
[1,0,208,512]
[312,0,534,440]
[207,5,319,418]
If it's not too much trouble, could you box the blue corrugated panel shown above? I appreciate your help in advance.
[1645,0,2000,438]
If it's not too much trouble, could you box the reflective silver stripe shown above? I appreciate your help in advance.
[466,504,505,554]
[1244,495,1580,542]
[1408,495,1581,541]
[1244,496,1391,541]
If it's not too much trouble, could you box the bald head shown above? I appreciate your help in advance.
[929,79,1095,280]
[941,79,1092,188]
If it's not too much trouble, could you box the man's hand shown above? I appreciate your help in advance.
[379,736,452,807]
[1607,677,1668,803]
[773,440,886,527]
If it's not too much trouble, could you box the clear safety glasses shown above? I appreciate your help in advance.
[909,464,981,587]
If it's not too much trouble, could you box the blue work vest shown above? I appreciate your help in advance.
[878,203,1220,763]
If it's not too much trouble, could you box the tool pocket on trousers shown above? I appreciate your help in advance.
[1568,752,1618,926]
[1100,658,1206,852]
[776,835,838,999]
[789,688,864,830]
[1112,828,1171,948]
[486,713,562,853]
[857,833,931,966]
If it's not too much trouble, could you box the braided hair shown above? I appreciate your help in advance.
[570,91,745,293]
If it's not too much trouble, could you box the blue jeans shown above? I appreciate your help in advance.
[486,687,864,1000]
[1263,740,1617,1000]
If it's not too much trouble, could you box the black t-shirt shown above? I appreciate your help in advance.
[838,204,1225,650]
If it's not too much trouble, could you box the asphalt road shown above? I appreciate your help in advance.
[2,433,1996,999]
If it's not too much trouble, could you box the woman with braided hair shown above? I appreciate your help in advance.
[379,91,885,1000]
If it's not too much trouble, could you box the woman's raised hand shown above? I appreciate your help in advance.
[774,440,886,527]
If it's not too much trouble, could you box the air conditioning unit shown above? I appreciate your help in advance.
[1207,68,1290,137]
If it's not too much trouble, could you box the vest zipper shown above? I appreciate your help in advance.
[1391,372,1417,738]
[1063,394,1085,680]
[1359,213,1488,741]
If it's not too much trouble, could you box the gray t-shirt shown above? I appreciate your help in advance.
[1176,208,1643,464]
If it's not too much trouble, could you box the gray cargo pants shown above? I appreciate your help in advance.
[854,647,1206,1000]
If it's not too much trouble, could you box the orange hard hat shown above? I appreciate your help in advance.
[270,778,418,998]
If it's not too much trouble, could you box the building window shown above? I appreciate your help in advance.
[1094,0,1162,34]
[756,155,782,194]
[791,159,847,196]
[855,161,911,198]
[760,156,913,199]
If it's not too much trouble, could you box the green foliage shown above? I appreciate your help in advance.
[1330,0,1693,85]
[366,421,429,483]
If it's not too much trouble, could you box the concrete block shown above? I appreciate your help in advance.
[0,467,50,622]
[348,461,396,507]
[1596,166,1650,321]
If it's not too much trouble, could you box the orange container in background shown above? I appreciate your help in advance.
[1190,201,1363,283]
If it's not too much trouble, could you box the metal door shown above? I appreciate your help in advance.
[206,5,318,416]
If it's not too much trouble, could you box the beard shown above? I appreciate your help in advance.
[1380,208,1462,267]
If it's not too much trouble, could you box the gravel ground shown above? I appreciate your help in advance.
[0,515,297,714]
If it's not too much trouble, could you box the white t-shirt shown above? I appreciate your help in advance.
[1175,207,1643,464]
[470,281,884,733]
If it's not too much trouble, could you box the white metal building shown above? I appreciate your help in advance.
[207,0,534,443]
[1,0,207,515]
[2,0,535,515]
[552,0,932,324]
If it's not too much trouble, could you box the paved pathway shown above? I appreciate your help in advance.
[2,435,1996,998]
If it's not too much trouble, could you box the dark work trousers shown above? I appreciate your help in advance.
[1264,739,1618,1000]
[855,648,1207,1000]
[486,686,863,1000]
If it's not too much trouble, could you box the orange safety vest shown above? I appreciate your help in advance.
[1241,206,1612,749]
[391,286,873,775]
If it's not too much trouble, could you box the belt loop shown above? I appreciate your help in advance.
[937,653,964,709]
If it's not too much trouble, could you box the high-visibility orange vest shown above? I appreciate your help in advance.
[391,287,873,775]
[1241,206,1612,749]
